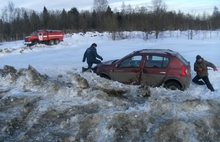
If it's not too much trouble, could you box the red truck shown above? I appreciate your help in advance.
[24,29,64,46]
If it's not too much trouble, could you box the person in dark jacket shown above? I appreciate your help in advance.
[192,55,218,91]
[82,43,103,70]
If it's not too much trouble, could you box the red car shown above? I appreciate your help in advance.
[94,49,191,90]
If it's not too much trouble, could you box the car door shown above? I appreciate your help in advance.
[141,55,169,86]
[113,55,143,85]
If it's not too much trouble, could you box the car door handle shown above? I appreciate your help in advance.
[160,72,166,74]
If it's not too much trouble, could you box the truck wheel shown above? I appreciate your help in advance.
[33,40,38,46]
[55,39,60,45]
[49,40,54,45]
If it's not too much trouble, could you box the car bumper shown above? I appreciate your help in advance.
[180,76,191,90]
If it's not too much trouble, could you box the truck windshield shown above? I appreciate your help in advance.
[31,32,38,36]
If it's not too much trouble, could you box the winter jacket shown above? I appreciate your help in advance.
[194,58,216,77]
[82,46,103,63]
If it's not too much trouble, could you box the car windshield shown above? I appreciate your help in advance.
[112,59,119,64]
[119,55,142,68]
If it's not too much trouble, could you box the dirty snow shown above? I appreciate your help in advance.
[0,31,220,142]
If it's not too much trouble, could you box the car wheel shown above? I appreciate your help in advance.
[165,81,181,90]
[100,74,111,80]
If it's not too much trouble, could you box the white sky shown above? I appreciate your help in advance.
[1,0,220,15]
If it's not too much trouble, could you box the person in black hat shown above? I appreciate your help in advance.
[82,43,103,72]
[192,55,218,91]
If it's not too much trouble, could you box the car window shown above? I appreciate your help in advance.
[120,55,142,68]
[145,55,169,68]
[176,53,189,66]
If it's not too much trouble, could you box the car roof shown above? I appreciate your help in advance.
[134,49,177,56]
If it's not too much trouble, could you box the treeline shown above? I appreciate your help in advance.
[0,0,220,42]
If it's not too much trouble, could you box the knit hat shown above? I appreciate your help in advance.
[92,43,97,47]
[196,55,202,60]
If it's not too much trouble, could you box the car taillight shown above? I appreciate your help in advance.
[181,65,187,76]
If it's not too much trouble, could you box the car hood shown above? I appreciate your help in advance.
[101,59,118,65]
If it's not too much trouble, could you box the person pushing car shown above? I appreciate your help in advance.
[82,43,103,71]
[192,55,218,92]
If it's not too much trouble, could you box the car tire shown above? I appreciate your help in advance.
[100,74,111,80]
[165,81,181,90]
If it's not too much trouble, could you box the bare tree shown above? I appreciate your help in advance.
[150,0,167,39]
[1,1,16,23]
[93,0,108,24]
[8,1,15,23]
[93,0,108,13]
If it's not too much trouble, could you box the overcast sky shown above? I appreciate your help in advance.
[1,0,220,15]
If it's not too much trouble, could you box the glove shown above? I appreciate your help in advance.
[197,67,202,72]
[214,68,218,71]
[100,57,103,61]
[82,59,85,62]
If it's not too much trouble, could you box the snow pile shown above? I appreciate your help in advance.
[0,64,220,142]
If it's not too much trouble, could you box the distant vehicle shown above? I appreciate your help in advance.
[94,49,191,91]
[24,29,64,46]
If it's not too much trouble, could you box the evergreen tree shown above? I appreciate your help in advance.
[42,6,50,29]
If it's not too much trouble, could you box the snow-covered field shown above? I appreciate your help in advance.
[0,31,220,141]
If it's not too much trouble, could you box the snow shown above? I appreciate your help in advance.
[2,31,219,94]
[0,30,220,141]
